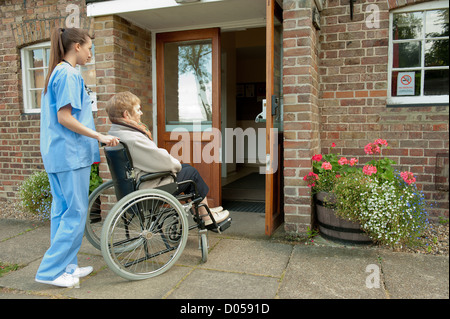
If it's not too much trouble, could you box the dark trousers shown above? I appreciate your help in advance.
[173,164,209,199]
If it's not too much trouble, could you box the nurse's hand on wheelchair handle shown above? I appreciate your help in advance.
[98,134,120,147]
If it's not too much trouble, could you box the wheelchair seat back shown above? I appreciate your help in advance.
[104,142,136,201]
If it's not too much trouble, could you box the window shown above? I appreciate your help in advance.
[21,42,97,113]
[388,0,449,105]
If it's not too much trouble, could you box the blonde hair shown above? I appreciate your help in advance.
[44,27,92,94]
[106,91,141,122]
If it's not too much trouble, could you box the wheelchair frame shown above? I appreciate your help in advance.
[85,142,231,281]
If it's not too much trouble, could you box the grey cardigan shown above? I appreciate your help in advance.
[108,123,182,189]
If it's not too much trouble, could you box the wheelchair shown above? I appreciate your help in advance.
[84,142,231,281]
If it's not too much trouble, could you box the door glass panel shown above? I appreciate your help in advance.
[164,39,213,132]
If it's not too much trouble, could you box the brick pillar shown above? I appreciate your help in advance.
[93,15,152,179]
[282,0,321,234]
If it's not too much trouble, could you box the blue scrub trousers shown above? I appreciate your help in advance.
[35,166,90,281]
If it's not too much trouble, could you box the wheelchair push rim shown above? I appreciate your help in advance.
[100,188,189,281]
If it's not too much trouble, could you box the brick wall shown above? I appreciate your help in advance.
[0,0,93,201]
[317,0,449,222]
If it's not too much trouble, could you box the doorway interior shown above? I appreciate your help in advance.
[220,27,266,213]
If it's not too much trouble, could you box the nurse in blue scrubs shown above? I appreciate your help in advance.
[35,28,119,288]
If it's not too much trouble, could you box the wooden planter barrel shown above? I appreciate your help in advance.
[315,192,372,245]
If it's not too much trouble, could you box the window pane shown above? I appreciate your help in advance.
[164,40,212,131]
[30,89,42,109]
[45,48,50,66]
[391,71,421,96]
[426,9,449,38]
[31,49,44,68]
[29,69,45,89]
[425,39,449,66]
[393,42,421,68]
[424,69,449,95]
[393,12,423,40]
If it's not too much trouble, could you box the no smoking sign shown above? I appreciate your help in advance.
[397,72,415,96]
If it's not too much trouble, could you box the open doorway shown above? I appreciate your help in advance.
[221,27,266,213]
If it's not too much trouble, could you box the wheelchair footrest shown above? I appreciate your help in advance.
[207,217,232,233]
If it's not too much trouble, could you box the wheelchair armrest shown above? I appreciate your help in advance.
[136,171,176,189]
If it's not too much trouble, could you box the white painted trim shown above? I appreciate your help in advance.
[151,32,158,146]
[391,0,448,13]
[87,0,224,17]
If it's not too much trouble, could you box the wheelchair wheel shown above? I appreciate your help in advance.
[200,232,208,263]
[100,188,189,281]
[85,180,115,250]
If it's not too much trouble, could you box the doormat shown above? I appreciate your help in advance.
[222,172,265,190]
[222,200,265,213]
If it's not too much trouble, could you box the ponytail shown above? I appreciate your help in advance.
[44,27,92,94]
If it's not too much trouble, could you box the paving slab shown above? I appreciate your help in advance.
[0,219,47,242]
[278,245,387,299]
[167,268,280,299]
[379,251,449,299]
[0,222,50,265]
[198,237,293,277]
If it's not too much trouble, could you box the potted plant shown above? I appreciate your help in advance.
[303,139,429,248]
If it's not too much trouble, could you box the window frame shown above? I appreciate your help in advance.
[21,41,97,113]
[387,0,449,106]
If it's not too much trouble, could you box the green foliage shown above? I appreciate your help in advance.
[0,262,21,277]
[18,171,52,220]
[89,164,103,193]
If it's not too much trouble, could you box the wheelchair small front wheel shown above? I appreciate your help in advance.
[100,189,188,281]
[200,232,208,263]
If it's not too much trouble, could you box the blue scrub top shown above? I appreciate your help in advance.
[40,62,100,173]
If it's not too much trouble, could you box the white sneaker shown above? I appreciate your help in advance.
[35,273,79,288]
[204,210,230,226]
[72,266,93,278]
[210,206,223,214]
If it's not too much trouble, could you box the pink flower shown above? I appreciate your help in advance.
[303,172,319,188]
[312,154,322,162]
[331,143,336,148]
[400,171,416,185]
[349,158,358,166]
[363,165,377,176]
[322,162,332,170]
[338,157,348,165]
[375,139,388,147]
[364,143,381,155]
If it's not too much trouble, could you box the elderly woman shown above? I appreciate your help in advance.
[105,91,229,227]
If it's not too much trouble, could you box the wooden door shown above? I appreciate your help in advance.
[265,0,284,236]
[156,28,221,208]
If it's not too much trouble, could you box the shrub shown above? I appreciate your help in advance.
[18,171,52,220]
